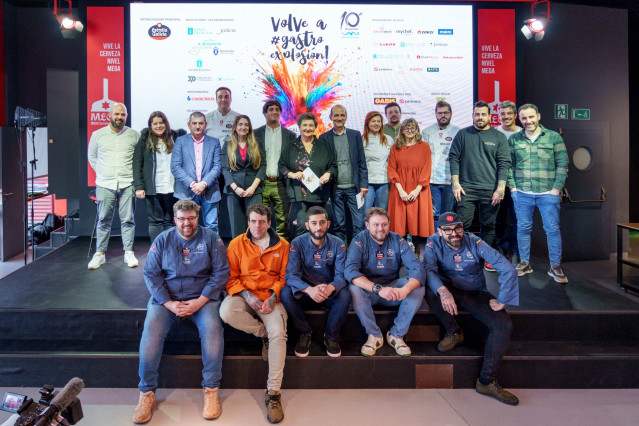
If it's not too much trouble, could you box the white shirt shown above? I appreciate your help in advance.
[363,133,393,184]
[423,123,460,185]
[154,140,175,194]
[88,125,140,190]
[205,109,238,148]
[497,125,522,139]
[265,125,283,178]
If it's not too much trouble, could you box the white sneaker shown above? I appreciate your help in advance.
[386,331,411,357]
[360,334,383,357]
[124,251,138,268]
[88,252,106,270]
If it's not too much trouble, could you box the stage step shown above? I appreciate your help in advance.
[1,310,638,389]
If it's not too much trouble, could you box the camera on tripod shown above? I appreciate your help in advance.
[0,378,84,426]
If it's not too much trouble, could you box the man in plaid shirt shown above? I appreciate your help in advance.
[507,104,569,283]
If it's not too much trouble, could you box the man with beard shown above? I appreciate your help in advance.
[449,101,511,271]
[88,103,140,269]
[281,206,350,357]
[423,100,460,229]
[205,87,239,148]
[423,211,519,405]
[383,102,402,140]
[345,207,425,357]
[134,199,229,423]
[508,104,569,283]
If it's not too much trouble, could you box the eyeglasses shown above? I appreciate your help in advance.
[436,111,451,116]
[439,224,463,235]
[175,216,198,222]
[403,127,417,133]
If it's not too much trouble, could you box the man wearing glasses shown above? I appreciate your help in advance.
[135,199,229,423]
[423,212,520,406]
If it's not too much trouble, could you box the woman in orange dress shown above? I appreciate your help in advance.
[387,118,434,257]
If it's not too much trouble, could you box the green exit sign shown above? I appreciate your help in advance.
[571,108,590,120]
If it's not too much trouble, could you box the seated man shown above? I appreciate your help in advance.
[424,211,519,405]
[282,206,351,358]
[134,199,229,423]
[345,207,426,357]
[219,204,289,424]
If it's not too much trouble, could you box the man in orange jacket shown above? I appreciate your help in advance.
[220,203,289,424]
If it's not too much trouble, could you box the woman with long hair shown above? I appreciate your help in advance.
[362,111,393,212]
[278,112,336,239]
[387,118,434,257]
[221,115,266,237]
[133,111,185,242]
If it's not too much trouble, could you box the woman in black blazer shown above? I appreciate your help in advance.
[133,111,186,242]
[221,115,266,237]
[278,112,336,238]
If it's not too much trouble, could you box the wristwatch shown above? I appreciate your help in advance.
[372,284,382,294]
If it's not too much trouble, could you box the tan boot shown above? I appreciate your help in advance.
[133,391,156,424]
[265,389,284,423]
[203,387,222,420]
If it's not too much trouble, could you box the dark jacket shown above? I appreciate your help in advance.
[278,136,337,203]
[319,128,368,193]
[254,124,297,180]
[133,128,186,195]
[220,140,267,194]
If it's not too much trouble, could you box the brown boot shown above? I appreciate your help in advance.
[265,389,284,423]
[133,391,156,424]
[203,387,222,420]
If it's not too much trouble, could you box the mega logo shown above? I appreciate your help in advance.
[374,98,396,105]
[149,23,171,40]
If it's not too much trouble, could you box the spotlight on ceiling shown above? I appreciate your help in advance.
[53,1,84,38]
[521,0,551,41]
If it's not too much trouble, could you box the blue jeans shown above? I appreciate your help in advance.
[138,298,224,392]
[430,184,455,229]
[349,278,425,338]
[363,183,390,213]
[280,284,352,341]
[332,187,365,242]
[194,195,219,234]
[424,286,512,382]
[511,191,562,266]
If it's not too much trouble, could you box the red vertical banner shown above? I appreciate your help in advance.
[0,1,6,127]
[86,7,125,186]
[477,9,516,127]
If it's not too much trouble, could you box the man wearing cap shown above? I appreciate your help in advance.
[423,211,520,406]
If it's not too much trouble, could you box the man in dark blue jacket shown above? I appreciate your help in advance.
[281,206,350,358]
[319,105,368,242]
[424,211,519,406]
[134,199,229,423]
[345,208,425,357]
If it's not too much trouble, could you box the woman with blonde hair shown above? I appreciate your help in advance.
[362,111,393,212]
[387,118,434,256]
[221,115,266,237]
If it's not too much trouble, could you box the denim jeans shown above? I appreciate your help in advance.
[194,195,219,234]
[494,189,519,256]
[332,187,365,242]
[280,284,352,341]
[430,184,455,229]
[145,193,178,243]
[363,183,390,213]
[424,286,512,382]
[511,191,562,266]
[138,298,224,392]
[96,185,136,252]
[349,278,425,338]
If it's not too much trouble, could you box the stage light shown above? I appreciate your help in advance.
[53,1,84,38]
[521,1,551,41]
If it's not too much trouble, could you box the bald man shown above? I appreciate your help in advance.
[88,103,140,270]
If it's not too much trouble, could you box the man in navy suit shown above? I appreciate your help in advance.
[171,112,222,233]
[320,105,369,242]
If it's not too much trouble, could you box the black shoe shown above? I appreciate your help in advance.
[265,389,284,423]
[475,378,519,406]
[323,335,342,357]
[294,333,311,357]
[262,337,269,361]
[437,330,464,352]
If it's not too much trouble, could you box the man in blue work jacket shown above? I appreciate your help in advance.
[424,211,519,406]
[281,206,350,358]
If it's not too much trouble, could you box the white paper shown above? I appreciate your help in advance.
[302,167,320,193]
[356,192,365,209]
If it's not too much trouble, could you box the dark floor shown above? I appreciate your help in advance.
[1,236,638,311]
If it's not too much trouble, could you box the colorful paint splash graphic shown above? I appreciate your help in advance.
[255,47,344,134]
